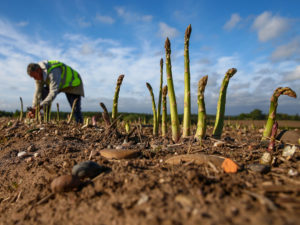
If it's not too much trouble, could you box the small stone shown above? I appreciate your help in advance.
[72,161,105,179]
[288,169,298,176]
[175,195,193,207]
[282,145,297,158]
[100,149,140,159]
[260,152,272,165]
[115,145,124,150]
[27,145,36,152]
[25,157,33,163]
[54,130,59,135]
[137,194,149,205]
[51,175,81,193]
[62,161,69,168]
[247,164,271,173]
[213,141,225,147]
[34,152,40,158]
[17,151,28,158]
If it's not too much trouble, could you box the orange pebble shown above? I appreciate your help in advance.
[221,158,238,173]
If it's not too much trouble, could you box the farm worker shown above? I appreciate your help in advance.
[26,60,84,123]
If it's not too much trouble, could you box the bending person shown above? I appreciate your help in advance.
[27,60,84,123]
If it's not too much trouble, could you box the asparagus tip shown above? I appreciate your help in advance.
[185,24,192,39]
[160,58,163,67]
[165,38,170,51]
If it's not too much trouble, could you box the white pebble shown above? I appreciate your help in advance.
[17,151,27,158]
[213,141,225,147]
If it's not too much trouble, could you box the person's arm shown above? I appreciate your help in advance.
[40,68,61,107]
[32,80,43,107]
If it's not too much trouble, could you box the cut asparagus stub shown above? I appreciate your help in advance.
[195,75,208,141]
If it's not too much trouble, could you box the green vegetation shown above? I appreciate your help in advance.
[2,109,300,123]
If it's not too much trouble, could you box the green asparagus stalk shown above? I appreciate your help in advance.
[162,85,168,137]
[212,68,237,139]
[157,58,163,126]
[67,98,78,124]
[56,103,60,122]
[146,82,158,136]
[36,104,41,124]
[48,102,52,122]
[125,121,130,134]
[262,87,297,140]
[194,75,208,141]
[183,24,192,137]
[112,74,125,121]
[19,97,23,121]
[165,38,180,142]
[43,105,47,123]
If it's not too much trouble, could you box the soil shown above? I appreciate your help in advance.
[0,117,299,225]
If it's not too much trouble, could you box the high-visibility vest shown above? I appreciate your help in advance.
[47,60,81,89]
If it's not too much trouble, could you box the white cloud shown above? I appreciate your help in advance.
[95,14,115,24]
[284,65,300,81]
[158,22,179,39]
[78,17,91,28]
[252,11,289,42]
[271,38,300,61]
[115,6,152,23]
[223,13,241,31]
[16,21,28,27]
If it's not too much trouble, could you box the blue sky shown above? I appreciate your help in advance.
[0,0,299,115]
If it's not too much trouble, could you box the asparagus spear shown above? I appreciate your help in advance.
[212,68,237,139]
[267,121,278,152]
[99,102,111,126]
[183,24,192,137]
[19,97,23,121]
[195,75,208,142]
[157,58,163,126]
[162,85,168,137]
[56,103,60,122]
[67,98,78,124]
[146,82,158,136]
[112,74,125,121]
[262,87,297,140]
[165,38,180,142]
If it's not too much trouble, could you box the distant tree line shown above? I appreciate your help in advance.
[1,109,299,123]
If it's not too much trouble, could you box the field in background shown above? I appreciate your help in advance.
[224,120,300,129]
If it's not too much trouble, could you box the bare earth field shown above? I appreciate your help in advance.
[0,118,299,225]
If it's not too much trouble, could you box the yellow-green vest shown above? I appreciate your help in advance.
[47,60,81,89]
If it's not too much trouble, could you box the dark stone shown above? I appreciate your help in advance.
[72,161,104,179]
[247,164,271,174]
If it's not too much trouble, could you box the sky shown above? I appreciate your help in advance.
[0,0,300,115]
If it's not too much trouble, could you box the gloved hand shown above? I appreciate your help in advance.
[26,107,36,118]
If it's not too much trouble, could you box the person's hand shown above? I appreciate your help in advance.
[26,107,36,118]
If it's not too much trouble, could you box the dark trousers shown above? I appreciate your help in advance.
[42,86,83,123]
